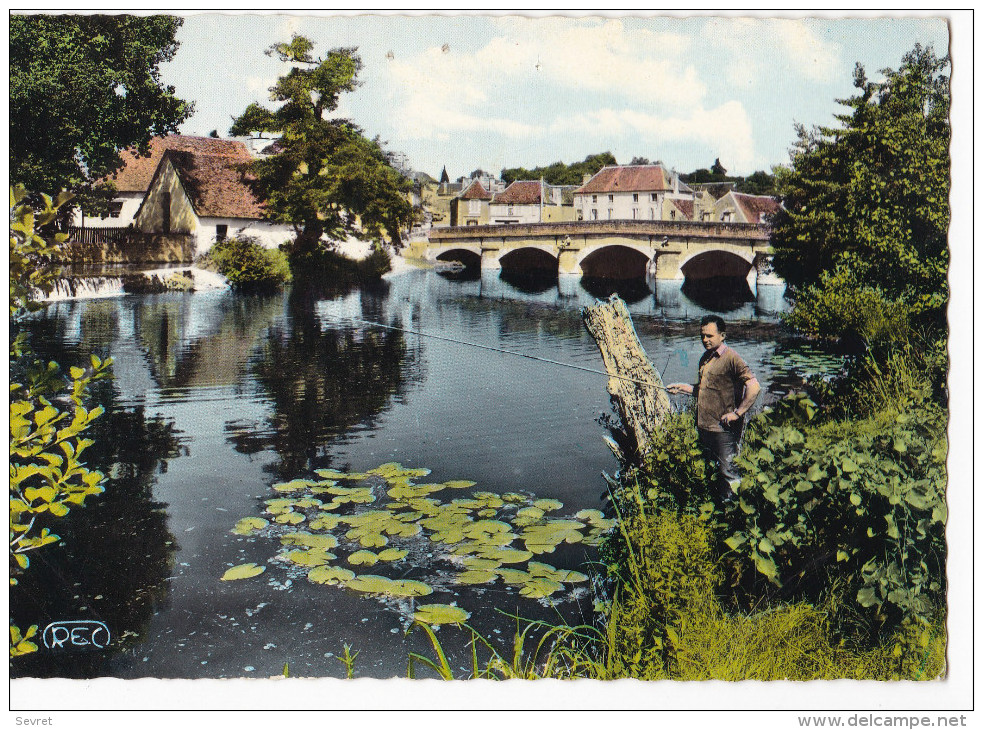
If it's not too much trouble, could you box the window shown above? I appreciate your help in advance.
[651,193,657,202]
[590,209,598,220]
[722,211,733,222]
[702,211,711,221]
[216,224,228,241]
[577,210,584,221]
[592,195,597,203]
[107,201,123,219]
[650,208,656,220]
[670,209,676,220]
[608,194,614,202]
[607,208,614,220]
[632,193,639,203]
[466,219,478,226]
[632,208,639,219]
[161,192,171,233]
[507,206,514,215]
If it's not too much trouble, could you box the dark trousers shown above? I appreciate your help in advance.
[698,426,743,500]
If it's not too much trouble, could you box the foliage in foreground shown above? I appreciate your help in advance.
[9,186,112,656]
[206,236,292,290]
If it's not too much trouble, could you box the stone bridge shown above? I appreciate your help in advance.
[424,219,783,289]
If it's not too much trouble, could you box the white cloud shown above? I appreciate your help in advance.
[706,18,841,85]
[386,17,707,141]
[549,101,759,171]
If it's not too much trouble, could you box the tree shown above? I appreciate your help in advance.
[629,156,651,166]
[500,152,617,186]
[229,35,413,257]
[770,45,950,340]
[9,14,192,198]
[710,158,727,176]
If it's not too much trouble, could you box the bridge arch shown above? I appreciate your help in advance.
[578,243,652,280]
[498,245,558,273]
[678,248,755,281]
[435,247,482,268]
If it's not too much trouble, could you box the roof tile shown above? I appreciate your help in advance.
[575,165,673,194]
[492,180,542,205]
[112,135,253,193]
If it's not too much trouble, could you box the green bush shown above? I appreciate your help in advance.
[209,236,291,290]
[288,244,391,285]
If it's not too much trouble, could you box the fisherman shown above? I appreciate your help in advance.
[667,314,760,502]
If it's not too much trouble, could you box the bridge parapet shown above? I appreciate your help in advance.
[428,219,771,243]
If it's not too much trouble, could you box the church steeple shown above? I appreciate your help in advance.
[439,165,450,184]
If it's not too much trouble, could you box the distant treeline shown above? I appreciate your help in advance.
[499,153,776,196]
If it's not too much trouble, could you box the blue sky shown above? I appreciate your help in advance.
[160,12,949,179]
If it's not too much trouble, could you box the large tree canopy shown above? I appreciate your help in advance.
[770,45,950,341]
[9,14,193,196]
[229,35,413,254]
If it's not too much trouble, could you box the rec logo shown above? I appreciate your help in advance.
[42,620,111,650]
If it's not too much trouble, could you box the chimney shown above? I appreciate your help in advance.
[582,172,592,185]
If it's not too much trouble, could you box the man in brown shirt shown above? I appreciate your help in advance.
[668,314,760,502]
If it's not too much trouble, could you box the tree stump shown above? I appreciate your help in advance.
[582,295,671,457]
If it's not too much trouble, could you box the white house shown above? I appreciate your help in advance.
[573,164,697,221]
[133,146,294,255]
[487,180,577,224]
[73,135,265,229]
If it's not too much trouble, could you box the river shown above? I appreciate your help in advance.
[11,267,843,679]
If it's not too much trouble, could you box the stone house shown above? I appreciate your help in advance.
[573,164,697,222]
[714,191,781,224]
[449,180,493,226]
[133,145,294,256]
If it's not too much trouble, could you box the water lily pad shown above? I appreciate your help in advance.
[389,579,433,597]
[308,566,355,585]
[347,550,379,566]
[462,556,500,570]
[496,568,532,584]
[502,492,528,503]
[272,479,315,493]
[575,509,605,522]
[457,570,497,585]
[413,604,470,625]
[265,499,296,515]
[232,517,269,535]
[291,497,324,509]
[220,563,266,581]
[516,506,545,521]
[281,532,338,549]
[358,532,389,549]
[384,522,421,538]
[275,512,306,525]
[442,480,477,490]
[477,509,497,518]
[308,515,342,531]
[377,548,409,561]
[480,547,533,564]
[284,549,335,566]
[369,463,431,480]
[519,577,563,598]
[533,499,563,512]
[346,574,396,593]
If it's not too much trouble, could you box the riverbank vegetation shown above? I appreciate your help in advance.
[200,236,292,291]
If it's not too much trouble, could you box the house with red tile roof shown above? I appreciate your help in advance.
[573,164,698,222]
[449,179,493,226]
[133,144,294,255]
[714,191,781,224]
[486,180,577,224]
[74,135,258,229]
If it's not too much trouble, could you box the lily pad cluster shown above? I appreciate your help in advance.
[222,463,615,620]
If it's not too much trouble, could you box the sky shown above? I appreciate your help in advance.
[157,11,951,179]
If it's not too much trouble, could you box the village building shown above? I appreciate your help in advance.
[714,190,782,224]
[448,179,493,226]
[485,180,578,224]
[573,164,698,222]
[132,143,294,255]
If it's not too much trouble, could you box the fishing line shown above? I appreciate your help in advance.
[335,316,669,391]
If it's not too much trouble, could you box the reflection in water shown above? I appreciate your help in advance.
[579,275,652,305]
[225,286,421,479]
[681,276,756,312]
[10,380,183,679]
[498,268,558,295]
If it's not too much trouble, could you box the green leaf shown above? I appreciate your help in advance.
[412,604,470,625]
[221,563,266,581]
